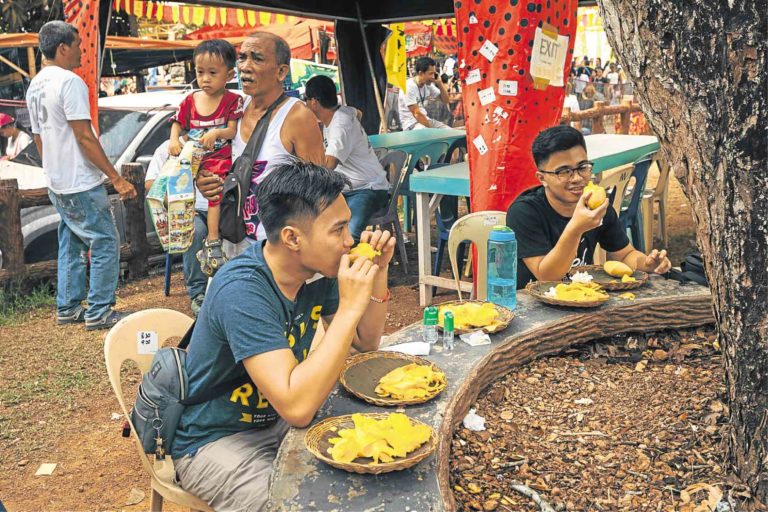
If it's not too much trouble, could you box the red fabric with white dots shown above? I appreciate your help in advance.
[64,0,100,135]
[455,0,577,211]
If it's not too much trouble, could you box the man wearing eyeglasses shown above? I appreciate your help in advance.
[506,125,671,289]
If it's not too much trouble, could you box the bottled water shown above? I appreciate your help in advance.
[487,226,518,310]
[423,306,439,344]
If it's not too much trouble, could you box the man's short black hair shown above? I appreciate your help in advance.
[39,21,78,60]
[531,126,587,169]
[248,32,291,67]
[256,158,351,243]
[193,39,236,69]
[304,76,338,109]
[414,56,436,74]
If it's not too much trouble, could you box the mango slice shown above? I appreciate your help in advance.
[438,302,500,330]
[349,242,381,262]
[604,261,634,278]
[544,282,608,302]
[621,274,637,283]
[326,413,431,464]
[582,181,607,210]
[375,363,446,400]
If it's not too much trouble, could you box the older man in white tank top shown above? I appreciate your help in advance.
[196,32,325,253]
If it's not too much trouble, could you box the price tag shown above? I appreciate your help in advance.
[472,134,489,155]
[499,80,519,96]
[465,68,481,85]
[479,40,499,63]
[478,87,496,106]
[137,330,159,355]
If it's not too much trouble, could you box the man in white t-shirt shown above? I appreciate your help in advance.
[397,56,450,131]
[304,76,390,242]
[26,21,136,331]
[443,55,457,77]
[145,140,209,315]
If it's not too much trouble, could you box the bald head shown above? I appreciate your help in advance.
[247,31,291,66]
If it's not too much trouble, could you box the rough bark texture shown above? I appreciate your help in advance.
[598,0,768,505]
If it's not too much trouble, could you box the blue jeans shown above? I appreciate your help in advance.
[343,189,390,242]
[48,185,119,322]
[183,210,208,299]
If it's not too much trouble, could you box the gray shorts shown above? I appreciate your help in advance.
[174,419,289,512]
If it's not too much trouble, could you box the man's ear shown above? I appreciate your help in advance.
[280,225,302,252]
[277,64,289,82]
[535,171,546,187]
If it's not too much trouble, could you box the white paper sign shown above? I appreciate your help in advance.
[465,68,481,85]
[479,40,499,62]
[478,87,496,106]
[469,14,478,24]
[499,80,519,96]
[137,330,159,355]
[530,26,569,87]
[472,134,489,155]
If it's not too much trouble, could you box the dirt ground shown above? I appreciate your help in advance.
[0,176,699,511]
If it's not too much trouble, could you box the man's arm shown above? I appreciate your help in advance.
[409,104,433,128]
[33,134,42,161]
[287,103,326,166]
[609,244,672,274]
[433,78,450,104]
[324,155,340,170]
[68,120,137,200]
[242,255,379,427]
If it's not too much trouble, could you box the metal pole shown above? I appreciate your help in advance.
[355,2,387,134]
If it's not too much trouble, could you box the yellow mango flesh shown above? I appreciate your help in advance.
[375,363,446,400]
[604,261,634,277]
[349,242,381,262]
[621,274,637,283]
[583,181,607,210]
[327,413,431,464]
[438,302,500,330]
[551,282,608,302]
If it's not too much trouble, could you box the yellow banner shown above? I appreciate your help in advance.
[385,23,407,92]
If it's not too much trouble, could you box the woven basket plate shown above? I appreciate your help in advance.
[436,300,515,335]
[568,265,649,291]
[340,352,446,406]
[305,413,438,474]
[526,281,609,308]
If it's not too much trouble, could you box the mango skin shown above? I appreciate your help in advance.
[583,182,607,209]
[604,261,634,278]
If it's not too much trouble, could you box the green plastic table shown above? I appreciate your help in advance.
[409,134,660,306]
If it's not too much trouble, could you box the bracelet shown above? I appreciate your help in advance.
[370,289,391,303]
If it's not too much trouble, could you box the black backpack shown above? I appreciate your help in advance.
[667,251,708,286]
[220,94,287,243]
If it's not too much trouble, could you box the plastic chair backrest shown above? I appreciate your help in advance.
[104,309,212,511]
[650,155,671,200]
[414,141,450,170]
[597,163,635,215]
[442,138,468,164]
[621,153,653,225]
[377,150,410,217]
[447,210,507,300]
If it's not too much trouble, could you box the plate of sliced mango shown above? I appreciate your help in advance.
[568,262,649,291]
[340,352,447,406]
[526,280,610,308]
[436,300,514,335]
[305,412,437,474]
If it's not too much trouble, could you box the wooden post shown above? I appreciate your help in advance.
[0,179,26,276]
[27,47,36,77]
[619,99,632,134]
[592,101,605,133]
[120,163,150,279]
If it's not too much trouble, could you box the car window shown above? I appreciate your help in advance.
[135,112,173,159]
[98,110,152,164]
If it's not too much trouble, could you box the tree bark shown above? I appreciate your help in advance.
[598,0,768,504]
[598,0,768,506]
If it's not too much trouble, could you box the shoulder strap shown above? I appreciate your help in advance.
[242,93,288,160]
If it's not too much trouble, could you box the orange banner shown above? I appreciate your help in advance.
[65,0,100,134]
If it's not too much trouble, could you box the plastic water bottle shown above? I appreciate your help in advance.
[423,306,439,345]
[442,311,455,352]
[487,226,518,310]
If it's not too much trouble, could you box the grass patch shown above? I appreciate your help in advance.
[0,282,56,326]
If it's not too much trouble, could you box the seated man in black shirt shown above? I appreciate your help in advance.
[507,126,672,289]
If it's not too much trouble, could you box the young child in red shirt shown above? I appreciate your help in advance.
[169,39,243,276]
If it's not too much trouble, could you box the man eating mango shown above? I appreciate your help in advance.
[506,125,672,289]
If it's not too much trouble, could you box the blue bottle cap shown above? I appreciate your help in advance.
[489,225,516,242]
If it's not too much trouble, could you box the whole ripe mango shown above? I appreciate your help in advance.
[582,182,607,210]
[604,260,633,277]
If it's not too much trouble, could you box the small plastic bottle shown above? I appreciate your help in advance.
[423,306,439,345]
[442,311,455,352]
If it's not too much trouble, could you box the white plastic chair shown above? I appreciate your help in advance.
[447,211,507,300]
[104,309,212,512]
[594,164,634,264]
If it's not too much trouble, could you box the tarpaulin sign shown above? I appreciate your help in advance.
[64,0,100,134]
[454,0,578,213]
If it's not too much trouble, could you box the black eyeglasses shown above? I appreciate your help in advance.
[538,161,594,181]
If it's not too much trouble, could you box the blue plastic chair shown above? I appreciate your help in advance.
[620,152,654,252]
[401,141,450,231]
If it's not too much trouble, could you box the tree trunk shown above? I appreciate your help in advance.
[598,0,768,507]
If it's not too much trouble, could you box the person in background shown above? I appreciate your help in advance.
[304,75,390,243]
[397,56,450,130]
[0,113,32,160]
[606,63,621,104]
[26,21,137,330]
[578,84,604,135]
[506,126,671,289]
[169,39,244,277]
[145,140,209,315]
[443,54,457,78]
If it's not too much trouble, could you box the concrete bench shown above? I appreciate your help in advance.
[267,277,712,511]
